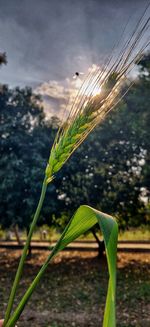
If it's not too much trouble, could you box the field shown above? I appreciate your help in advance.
[0,249,150,327]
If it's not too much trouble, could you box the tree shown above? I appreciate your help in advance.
[0,52,7,66]
[52,54,150,253]
[0,53,149,257]
[0,86,56,233]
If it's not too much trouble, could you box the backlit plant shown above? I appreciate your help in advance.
[2,7,150,327]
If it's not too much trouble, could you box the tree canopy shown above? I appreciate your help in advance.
[0,52,7,66]
[0,54,149,232]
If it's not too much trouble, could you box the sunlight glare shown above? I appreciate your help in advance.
[74,77,101,97]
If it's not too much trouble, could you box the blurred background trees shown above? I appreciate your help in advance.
[55,54,150,230]
[0,53,149,241]
[0,52,7,66]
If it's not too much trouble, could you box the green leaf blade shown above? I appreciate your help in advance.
[51,205,118,327]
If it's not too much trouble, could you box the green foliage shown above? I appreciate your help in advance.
[0,86,58,230]
[0,226,4,239]
[0,52,7,66]
[56,55,150,230]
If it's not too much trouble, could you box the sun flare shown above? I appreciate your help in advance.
[90,84,101,97]
[74,76,101,97]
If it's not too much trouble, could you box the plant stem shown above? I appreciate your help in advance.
[5,218,72,327]
[3,176,48,326]
[5,252,54,327]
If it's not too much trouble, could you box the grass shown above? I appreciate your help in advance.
[118,228,150,241]
[79,228,150,241]
[1,226,150,242]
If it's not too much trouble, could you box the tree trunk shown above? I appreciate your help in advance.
[91,228,105,257]
[26,226,32,258]
[13,224,22,245]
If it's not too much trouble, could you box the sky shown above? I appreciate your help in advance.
[0,0,149,117]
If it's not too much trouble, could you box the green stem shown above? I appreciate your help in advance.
[3,176,48,326]
[5,252,54,327]
[5,217,72,327]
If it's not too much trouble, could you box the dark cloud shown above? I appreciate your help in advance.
[0,0,149,87]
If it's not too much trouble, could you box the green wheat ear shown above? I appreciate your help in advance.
[45,15,150,183]
[45,72,120,180]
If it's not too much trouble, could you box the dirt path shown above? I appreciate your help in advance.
[0,240,150,252]
[0,249,149,327]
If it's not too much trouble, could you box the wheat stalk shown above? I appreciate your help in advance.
[45,11,150,182]
[4,6,150,327]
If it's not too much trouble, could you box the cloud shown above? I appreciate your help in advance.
[35,78,79,119]
[35,63,102,119]
[0,0,148,87]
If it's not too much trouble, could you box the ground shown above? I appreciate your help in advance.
[0,249,149,327]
